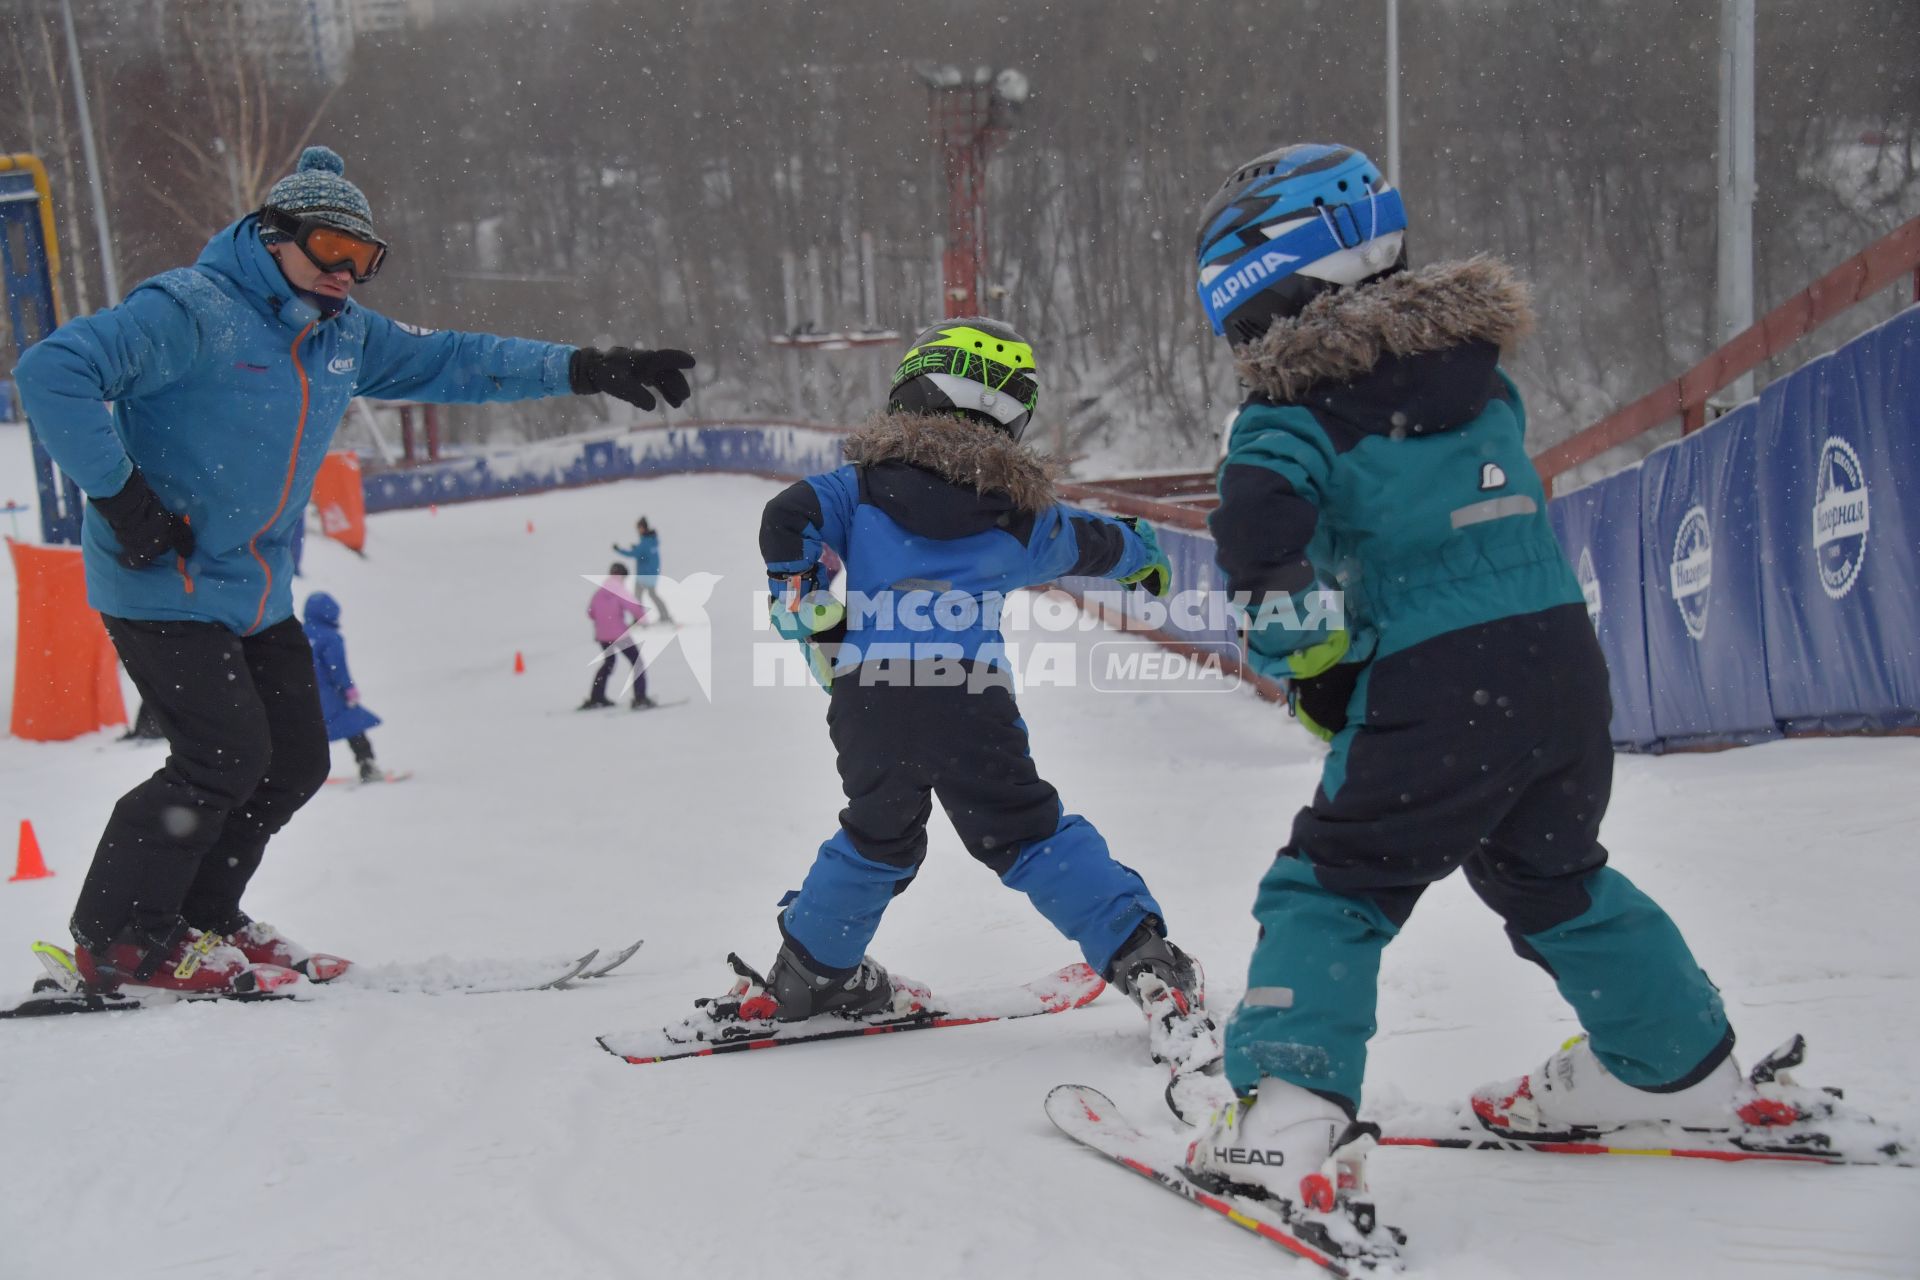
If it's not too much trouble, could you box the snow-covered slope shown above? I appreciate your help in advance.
[2,459,1916,1277]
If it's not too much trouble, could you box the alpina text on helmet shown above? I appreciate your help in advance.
[1208,249,1301,316]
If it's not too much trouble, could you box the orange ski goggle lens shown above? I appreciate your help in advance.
[303,225,385,280]
[262,209,388,283]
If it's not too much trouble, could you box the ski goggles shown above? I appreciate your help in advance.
[260,208,389,283]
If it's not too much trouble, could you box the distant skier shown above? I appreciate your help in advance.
[118,698,164,743]
[714,318,1219,1081]
[613,516,673,623]
[302,592,385,783]
[582,563,653,709]
[1180,143,1745,1249]
[14,143,696,997]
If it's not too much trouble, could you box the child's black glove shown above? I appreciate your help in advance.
[1288,665,1363,742]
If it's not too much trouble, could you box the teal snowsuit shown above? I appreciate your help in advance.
[1211,260,1731,1111]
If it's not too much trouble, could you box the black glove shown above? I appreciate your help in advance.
[1288,663,1363,741]
[90,469,194,570]
[569,346,696,411]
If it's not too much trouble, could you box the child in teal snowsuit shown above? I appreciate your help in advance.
[1181,147,1739,1234]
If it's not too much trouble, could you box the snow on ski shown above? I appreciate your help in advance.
[3,940,648,1016]
[1044,1084,1404,1277]
[0,984,298,1019]
[579,938,645,979]
[313,937,641,994]
[325,948,601,995]
[324,769,415,786]
[597,961,1105,1065]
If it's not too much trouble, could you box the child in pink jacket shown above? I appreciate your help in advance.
[581,563,653,709]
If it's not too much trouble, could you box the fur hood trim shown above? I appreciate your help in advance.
[1234,256,1533,401]
[842,411,1058,513]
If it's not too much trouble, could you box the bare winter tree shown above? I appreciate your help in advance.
[9,0,1915,461]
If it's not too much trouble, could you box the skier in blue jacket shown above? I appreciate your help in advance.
[302,592,383,783]
[612,516,672,623]
[703,319,1220,1087]
[15,145,697,997]
[1176,144,1742,1262]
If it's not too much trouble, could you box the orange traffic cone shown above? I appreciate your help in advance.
[10,820,51,882]
[526,519,535,534]
[513,651,526,675]
[429,503,439,516]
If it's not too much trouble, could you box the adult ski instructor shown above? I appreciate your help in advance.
[16,145,696,998]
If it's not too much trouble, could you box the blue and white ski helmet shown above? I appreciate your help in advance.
[1194,143,1407,344]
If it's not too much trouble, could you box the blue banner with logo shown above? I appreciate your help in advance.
[1549,468,1658,748]
[1752,308,1920,733]
[1637,406,1778,747]
[363,423,847,512]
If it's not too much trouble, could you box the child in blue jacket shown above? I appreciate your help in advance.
[712,318,1219,1083]
[613,516,673,623]
[302,592,383,782]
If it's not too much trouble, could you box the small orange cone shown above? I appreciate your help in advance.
[526,519,535,534]
[513,651,526,675]
[10,820,51,882]
[429,503,439,516]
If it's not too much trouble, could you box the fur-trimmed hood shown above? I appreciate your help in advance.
[1234,256,1533,403]
[842,411,1057,513]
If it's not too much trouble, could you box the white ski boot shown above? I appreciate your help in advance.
[1472,1034,1741,1138]
[1183,1079,1404,1267]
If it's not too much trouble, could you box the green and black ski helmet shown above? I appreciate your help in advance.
[887,317,1039,442]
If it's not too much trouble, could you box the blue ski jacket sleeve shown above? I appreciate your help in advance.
[354,309,575,403]
[12,286,203,499]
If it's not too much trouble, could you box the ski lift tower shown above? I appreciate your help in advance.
[914,63,1028,318]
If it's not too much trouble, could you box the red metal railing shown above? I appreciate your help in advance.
[1074,217,1920,512]
[1535,215,1920,494]
[1056,476,1213,531]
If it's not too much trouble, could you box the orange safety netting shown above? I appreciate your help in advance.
[8,538,126,741]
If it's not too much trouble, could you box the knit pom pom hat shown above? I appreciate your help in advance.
[261,146,376,241]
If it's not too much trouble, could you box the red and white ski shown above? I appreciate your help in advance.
[1379,1127,1910,1167]
[1044,1084,1404,1276]
[597,960,1105,1065]
[1385,1035,1911,1168]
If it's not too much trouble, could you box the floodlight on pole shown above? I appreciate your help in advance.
[1715,0,1757,406]
[919,64,1026,318]
[59,0,119,305]
[1385,0,1401,187]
